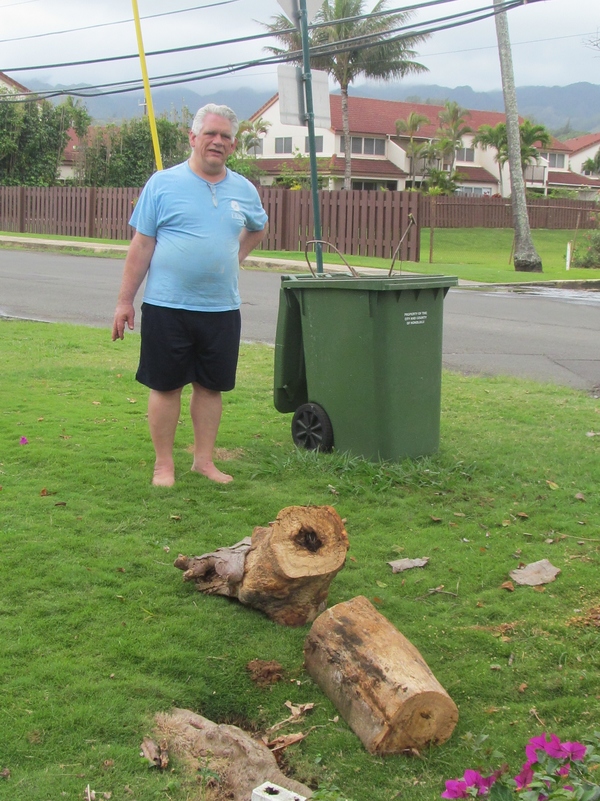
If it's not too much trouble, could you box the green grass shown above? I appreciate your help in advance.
[1,321,599,801]
[3,227,600,283]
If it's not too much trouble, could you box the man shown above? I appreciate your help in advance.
[112,104,268,487]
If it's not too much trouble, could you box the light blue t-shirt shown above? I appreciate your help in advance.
[130,162,268,311]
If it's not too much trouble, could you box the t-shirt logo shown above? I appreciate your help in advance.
[230,200,240,211]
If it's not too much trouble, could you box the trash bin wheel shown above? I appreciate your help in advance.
[292,403,334,453]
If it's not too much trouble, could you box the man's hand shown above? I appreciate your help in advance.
[112,302,135,341]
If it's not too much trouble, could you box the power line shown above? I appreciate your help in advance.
[0,0,241,45]
[0,0,544,102]
[0,0,529,74]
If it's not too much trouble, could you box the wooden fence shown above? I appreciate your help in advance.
[419,195,599,230]
[0,187,597,259]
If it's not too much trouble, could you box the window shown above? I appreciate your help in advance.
[348,136,386,155]
[275,137,292,154]
[455,147,475,162]
[363,138,386,156]
[305,135,323,153]
[540,152,565,169]
[248,140,263,155]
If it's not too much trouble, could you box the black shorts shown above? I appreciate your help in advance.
[136,303,241,392]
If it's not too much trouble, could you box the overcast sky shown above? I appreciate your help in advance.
[1,0,598,98]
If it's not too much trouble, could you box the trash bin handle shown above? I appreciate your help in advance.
[388,214,416,277]
[305,240,360,278]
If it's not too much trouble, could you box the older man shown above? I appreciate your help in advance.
[112,104,268,486]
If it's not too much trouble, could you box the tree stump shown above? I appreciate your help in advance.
[174,506,349,627]
[303,595,458,754]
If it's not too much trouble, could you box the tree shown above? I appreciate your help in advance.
[472,122,508,195]
[75,113,191,186]
[582,149,600,175]
[518,119,551,174]
[226,117,270,183]
[494,0,542,272]
[265,0,429,190]
[0,91,91,186]
[437,100,472,173]
[395,111,429,187]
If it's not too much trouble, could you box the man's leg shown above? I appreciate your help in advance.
[147,387,183,487]
[189,382,233,484]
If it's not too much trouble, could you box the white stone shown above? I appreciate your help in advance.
[251,782,307,801]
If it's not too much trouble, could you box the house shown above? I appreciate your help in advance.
[0,70,30,98]
[249,94,600,198]
[564,133,600,174]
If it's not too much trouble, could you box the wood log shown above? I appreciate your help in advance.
[174,506,349,627]
[303,595,458,754]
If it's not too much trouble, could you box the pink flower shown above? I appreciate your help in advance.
[19,436,28,445]
[514,762,535,790]
[526,734,550,763]
[441,779,468,798]
[561,742,587,761]
[544,733,567,759]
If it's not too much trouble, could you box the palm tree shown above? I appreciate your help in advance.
[265,0,429,189]
[472,122,507,195]
[437,100,472,172]
[494,0,542,272]
[518,119,551,176]
[395,110,430,187]
[582,149,600,174]
[236,117,271,156]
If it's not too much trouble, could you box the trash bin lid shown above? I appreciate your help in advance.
[280,273,458,291]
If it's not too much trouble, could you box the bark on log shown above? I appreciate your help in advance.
[303,595,458,754]
[174,506,349,627]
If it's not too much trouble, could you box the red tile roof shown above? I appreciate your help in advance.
[547,170,600,187]
[0,71,30,94]
[454,165,498,183]
[563,133,600,153]
[256,156,406,178]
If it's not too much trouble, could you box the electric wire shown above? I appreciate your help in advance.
[0,0,546,102]
[0,0,527,74]
[0,0,242,45]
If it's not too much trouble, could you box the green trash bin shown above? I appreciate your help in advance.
[274,272,458,462]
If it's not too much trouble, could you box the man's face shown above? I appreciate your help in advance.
[189,113,237,176]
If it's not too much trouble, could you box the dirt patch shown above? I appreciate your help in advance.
[247,659,285,687]
[567,606,600,628]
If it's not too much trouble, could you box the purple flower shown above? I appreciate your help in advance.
[441,779,468,798]
[514,762,535,790]
[19,436,28,445]
[545,733,568,759]
[463,770,497,794]
[561,742,587,761]
[526,734,550,763]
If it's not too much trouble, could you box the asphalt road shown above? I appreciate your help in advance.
[1,248,599,393]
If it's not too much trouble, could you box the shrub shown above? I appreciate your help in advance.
[572,230,600,268]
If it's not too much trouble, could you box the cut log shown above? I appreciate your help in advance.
[174,506,349,626]
[303,595,458,754]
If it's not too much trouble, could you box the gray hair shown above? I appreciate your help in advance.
[191,104,239,137]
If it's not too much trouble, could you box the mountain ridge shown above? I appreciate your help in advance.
[27,80,600,135]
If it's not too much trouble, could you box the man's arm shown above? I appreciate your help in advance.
[112,231,156,341]
[238,224,268,266]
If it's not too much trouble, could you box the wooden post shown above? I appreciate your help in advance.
[429,195,436,264]
[304,596,458,754]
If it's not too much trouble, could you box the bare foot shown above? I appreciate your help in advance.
[152,463,175,487]
[191,461,233,484]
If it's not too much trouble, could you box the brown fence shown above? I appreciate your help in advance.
[0,186,140,240]
[418,195,599,229]
[258,187,420,260]
[0,187,597,257]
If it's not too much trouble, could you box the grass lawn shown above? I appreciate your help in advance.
[1,321,599,801]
